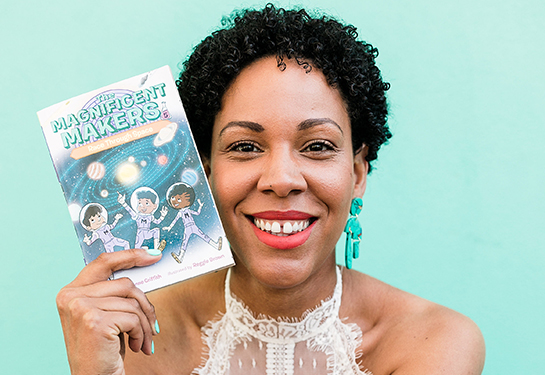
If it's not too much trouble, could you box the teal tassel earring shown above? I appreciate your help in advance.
[344,198,363,269]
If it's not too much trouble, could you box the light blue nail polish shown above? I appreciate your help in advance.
[146,249,162,256]
[151,340,155,354]
[155,320,160,334]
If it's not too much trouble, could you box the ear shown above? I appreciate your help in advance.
[201,155,211,178]
[353,145,368,199]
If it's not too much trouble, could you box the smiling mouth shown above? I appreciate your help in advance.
[254,218,310,236]
[253,218,312,236]
[248,212,317,249]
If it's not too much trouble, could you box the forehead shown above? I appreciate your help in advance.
[214,56,350,133]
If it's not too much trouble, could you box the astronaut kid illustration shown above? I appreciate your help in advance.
[163,182,222,264]
[117,187,168,251]
[80,203,130,253]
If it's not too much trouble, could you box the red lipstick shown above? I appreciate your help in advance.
[252,210,312,220]
[250,211,316,250]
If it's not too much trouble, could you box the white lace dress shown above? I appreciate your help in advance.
[193,267,372,375]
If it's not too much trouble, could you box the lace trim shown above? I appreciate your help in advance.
[193,266,373,375]
[224,267,342,344]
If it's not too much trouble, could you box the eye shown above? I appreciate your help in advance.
[228,141,262,153]
[301,140,337,153]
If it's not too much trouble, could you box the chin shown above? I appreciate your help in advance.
[232,248,334,290]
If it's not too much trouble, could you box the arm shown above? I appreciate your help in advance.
[190,199,204,216]
[118,193,137,220]
[56,249,162,375]
[83,232,98,246]
[163,211,180,231]
[153,206,168,224]
[110,213,123,229]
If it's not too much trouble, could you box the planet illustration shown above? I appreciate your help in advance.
[100,189,109,198]
[153,121,178,147]
[157,154,168,165]
[182,169,198,186]
[87,161,105,180]
[116,162,140,185]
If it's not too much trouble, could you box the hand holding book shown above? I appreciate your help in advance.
[56,250,161,375]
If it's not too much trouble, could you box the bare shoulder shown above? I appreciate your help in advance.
[342,269,485,375]
[125,269,228,374]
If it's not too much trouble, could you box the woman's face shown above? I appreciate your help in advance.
[209,56,367,287]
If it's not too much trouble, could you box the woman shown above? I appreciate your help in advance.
[56,5,485,374]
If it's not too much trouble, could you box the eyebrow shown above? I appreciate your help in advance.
[219,121,265,137]
[297,118,343,134]
[219,118,343,137]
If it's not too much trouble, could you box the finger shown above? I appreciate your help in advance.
[64,303,147,356]
[89,296,156,337]
[75,278,158,334]
[119,332,126,358]
[70,249,162,287]
[105,311,148,354]
[65,294,155,342]
[112,311,154,355]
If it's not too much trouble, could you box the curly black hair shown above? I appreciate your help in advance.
[166,182,195,209]
[177,3,391,171]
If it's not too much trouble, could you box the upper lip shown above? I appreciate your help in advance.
[250,210,314,220]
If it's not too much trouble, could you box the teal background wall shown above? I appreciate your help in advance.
[1,0,543,373]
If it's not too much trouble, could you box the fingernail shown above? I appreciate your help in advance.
[146,249,162,256]
[155,320,160,334]
[151,340,155,354]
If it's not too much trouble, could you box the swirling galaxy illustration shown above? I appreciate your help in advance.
[64,128,191,211]
[51,88,218,263]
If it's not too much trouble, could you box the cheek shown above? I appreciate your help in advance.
[210,164,258,214]
[309,161,355,204]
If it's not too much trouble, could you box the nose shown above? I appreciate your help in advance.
[257,147,307,197]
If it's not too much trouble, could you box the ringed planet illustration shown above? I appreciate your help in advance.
[153,121,178,147]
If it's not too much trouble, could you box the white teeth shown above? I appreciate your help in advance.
[271,222,281,233]
[253,218,311,236]
[283,222,293,234]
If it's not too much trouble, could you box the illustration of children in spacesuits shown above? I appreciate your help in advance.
[80,203,130,253]
[163,182,222,264]
[117,187,168,251]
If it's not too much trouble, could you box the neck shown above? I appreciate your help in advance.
[228,256,339,319]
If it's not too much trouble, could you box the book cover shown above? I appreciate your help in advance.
[37,66,234,292]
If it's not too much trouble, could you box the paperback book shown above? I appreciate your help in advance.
[38,66,234,292]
